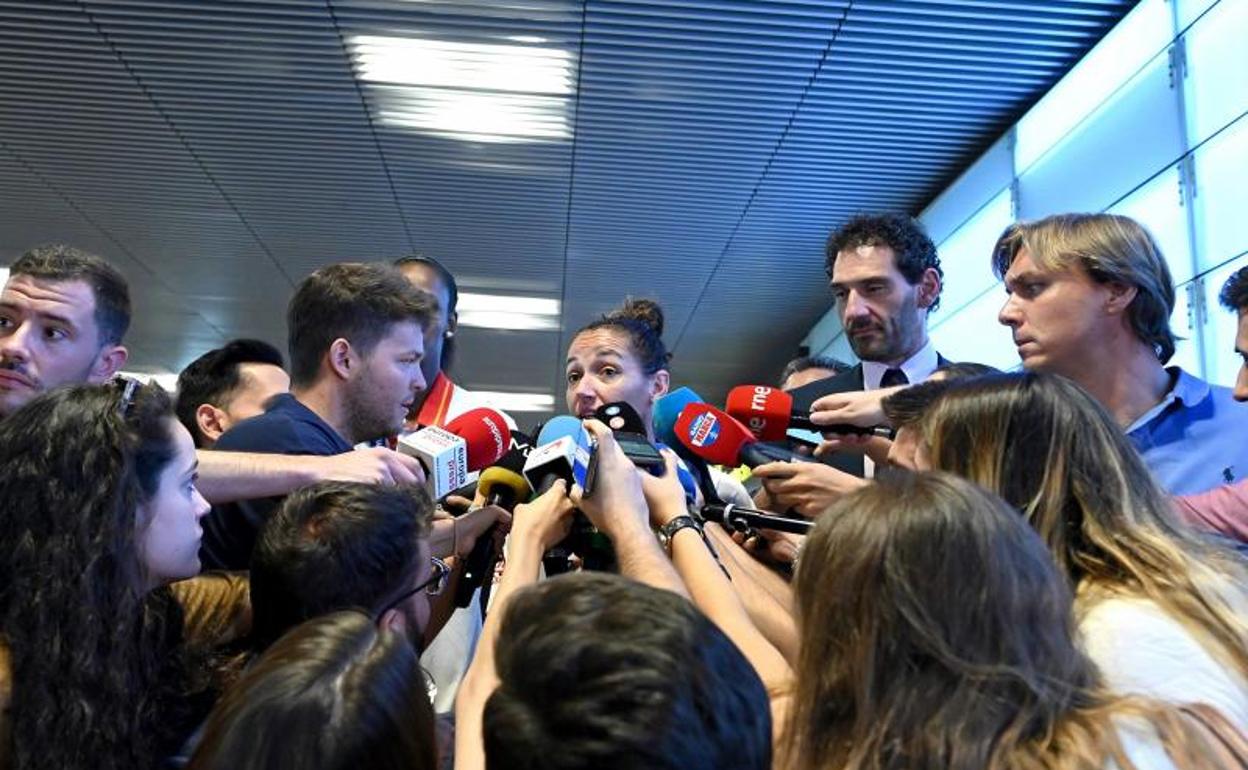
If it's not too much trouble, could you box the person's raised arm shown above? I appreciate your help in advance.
[570,420,687,598]
[454,481,575,770]
[641,450,792,687]
[195,447,426,504]
[705,524,799,666]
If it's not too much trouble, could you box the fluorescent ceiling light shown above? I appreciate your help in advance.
[351,36,573,95]
[458,310,560,331]
[377,89,569,143]
[458,293,559,316]
[119,371,180,392]
[349,35,574,143]
[0,267,10,286]
[470,391,556,412]
[456,292,560,330]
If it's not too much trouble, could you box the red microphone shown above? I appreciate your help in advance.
[725,385,809,441]
[674,402,808,468]
[398,408,511,499]
[726,384,889,440]
[445,408,512,471]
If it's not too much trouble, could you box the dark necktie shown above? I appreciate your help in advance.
[880,368,909,388]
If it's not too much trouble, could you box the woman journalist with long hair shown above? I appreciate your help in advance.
[913,372,1248,731]
[786,472,1245,770]
[0,380,242,770]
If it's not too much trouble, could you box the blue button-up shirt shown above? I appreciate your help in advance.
[1127,368,1248,496]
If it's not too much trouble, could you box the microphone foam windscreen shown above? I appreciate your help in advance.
[445,408,512,471]
[653,387,703,446]
[477,466,531,506]
[536,415,588,448]
[725,385,792,441]
[673,403,752,466]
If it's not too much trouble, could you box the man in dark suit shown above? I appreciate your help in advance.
[754,213,946,515]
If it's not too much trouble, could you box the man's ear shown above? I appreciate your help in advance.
[196,403,229,444]
[1104,282,1139,315]
[327,338,354,381]
[916,267,942,310]
[446,310,458,339]
[87,344,128,383]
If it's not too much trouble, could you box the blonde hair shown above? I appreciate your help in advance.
[919,372,1248,682]
[785,472,1245,770]
[992,213,1177,363]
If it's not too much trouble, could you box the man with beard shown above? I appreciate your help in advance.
[0,244,131,414]
[754,214,948,514]
[0,244,429,501]
[201,262,438,570]
[393,255,517,434]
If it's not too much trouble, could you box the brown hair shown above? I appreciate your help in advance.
[786,471,1245,770]
[188,610,436,770]
[287,262,435,387]
[575,297,671,374]
[919,372,1248,680]
[11,243,131,346]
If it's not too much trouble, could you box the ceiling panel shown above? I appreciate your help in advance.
[0,0,1136,413]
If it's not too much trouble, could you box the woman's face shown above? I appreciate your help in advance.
[138,419,210,589]
[565,328,668,431]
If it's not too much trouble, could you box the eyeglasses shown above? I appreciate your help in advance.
[113,374,142,417]
[378,557,451,616]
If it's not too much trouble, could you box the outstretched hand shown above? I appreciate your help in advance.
[569,419,650,541]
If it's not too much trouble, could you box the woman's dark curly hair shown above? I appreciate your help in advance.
[0,381,197,770]
[576,297,671,374]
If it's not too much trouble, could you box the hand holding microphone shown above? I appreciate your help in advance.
[453,433,533,609]
[725,385,892,441]
[751,460,868,518]
[397,408,511,500]
[570,420,652,543]
[510,480,576,559]
[808,388,901,429]
[674,402,811,468]
[637,447,693,529]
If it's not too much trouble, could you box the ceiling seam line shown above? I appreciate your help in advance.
[670,1,855,351]
[0,139,233,348]
[75,0,297,288]
[324,0,417,253]
[1,140,164,286]
[553,0,590,403]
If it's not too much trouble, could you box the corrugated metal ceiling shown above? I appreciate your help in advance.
[0,0,1136,428]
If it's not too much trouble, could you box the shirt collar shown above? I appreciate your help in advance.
[861,338,939,390]
[1126,367,1210,434]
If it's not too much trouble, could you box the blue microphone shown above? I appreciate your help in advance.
[522,415,592,493]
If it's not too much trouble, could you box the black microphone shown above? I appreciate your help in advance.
[594,401,665,472]
[454,431,533,610]
[701,502,814,535]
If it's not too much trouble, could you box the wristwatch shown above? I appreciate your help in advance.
[657,515,703,554]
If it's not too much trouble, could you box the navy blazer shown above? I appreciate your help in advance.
[784,355,951,477]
